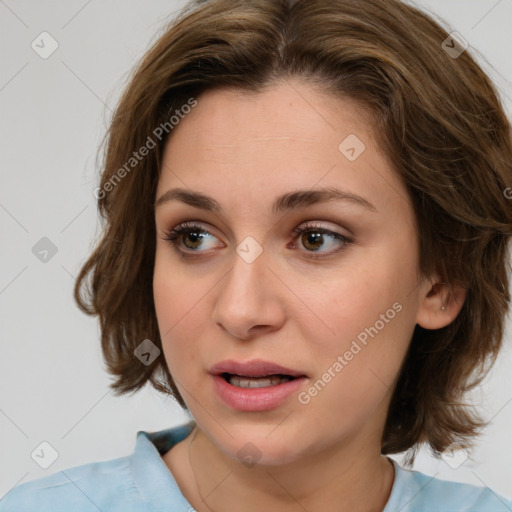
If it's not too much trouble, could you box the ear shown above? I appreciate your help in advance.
[416,274,467,329]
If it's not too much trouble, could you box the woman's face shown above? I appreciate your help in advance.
[153,79,430,466]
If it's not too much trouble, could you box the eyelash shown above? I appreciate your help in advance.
[162,221,353,259]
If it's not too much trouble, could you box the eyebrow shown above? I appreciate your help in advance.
[154,186,377,214]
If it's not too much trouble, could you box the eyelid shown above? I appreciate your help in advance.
[291,220,352,239]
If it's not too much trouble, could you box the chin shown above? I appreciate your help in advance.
[208,424,308,468]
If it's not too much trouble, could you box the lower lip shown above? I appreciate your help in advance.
[211,375,307,412]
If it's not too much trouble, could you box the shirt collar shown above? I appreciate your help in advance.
[131,421,196,512]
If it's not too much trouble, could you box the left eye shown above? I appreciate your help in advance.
[291,224,353,256]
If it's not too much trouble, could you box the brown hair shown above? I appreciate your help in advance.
[74,0,512,460]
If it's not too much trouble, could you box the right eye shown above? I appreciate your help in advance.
[162,222,225,254]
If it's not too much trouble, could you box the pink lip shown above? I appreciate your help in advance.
[209,359,306,378]
[209,359,308,412]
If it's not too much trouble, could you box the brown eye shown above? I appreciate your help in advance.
[162,223,222,253]
[182,230,207,249]
[292,223,353,258]
[301,231,324,251]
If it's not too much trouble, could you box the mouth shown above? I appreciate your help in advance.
[220,373,297,388]
[210,359,307,389]
[209,359,308,412]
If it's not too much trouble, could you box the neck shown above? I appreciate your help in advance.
[175,425,395,512]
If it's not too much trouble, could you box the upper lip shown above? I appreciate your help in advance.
[209,359,307,378]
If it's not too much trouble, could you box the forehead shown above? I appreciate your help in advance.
[157,80,411,219]
[164,81,374,155]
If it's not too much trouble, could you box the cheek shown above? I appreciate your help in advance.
[299,282,413,435]
[153,253,206,376]
[304,257,411,340]
[153,248,207,333]
[299,247,418,388]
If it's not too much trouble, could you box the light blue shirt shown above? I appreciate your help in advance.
[1,422,511,511]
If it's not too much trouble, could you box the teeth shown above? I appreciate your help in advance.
[227,375,293,388]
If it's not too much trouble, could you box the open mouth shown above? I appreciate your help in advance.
[221,373,297,388]
[211,361,308,410]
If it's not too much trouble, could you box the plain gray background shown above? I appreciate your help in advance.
[1,0,511,500]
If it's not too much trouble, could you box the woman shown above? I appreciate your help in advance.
[2,0,511,510]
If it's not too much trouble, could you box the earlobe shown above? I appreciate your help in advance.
[416,276,467,330]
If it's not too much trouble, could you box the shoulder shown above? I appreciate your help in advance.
[0,455,142,512]
[0,424,197,512]
[388,461,512,512]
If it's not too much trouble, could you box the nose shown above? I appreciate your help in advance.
[211,248,286,340]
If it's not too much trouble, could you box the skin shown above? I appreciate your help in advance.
[153,79,466,512]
